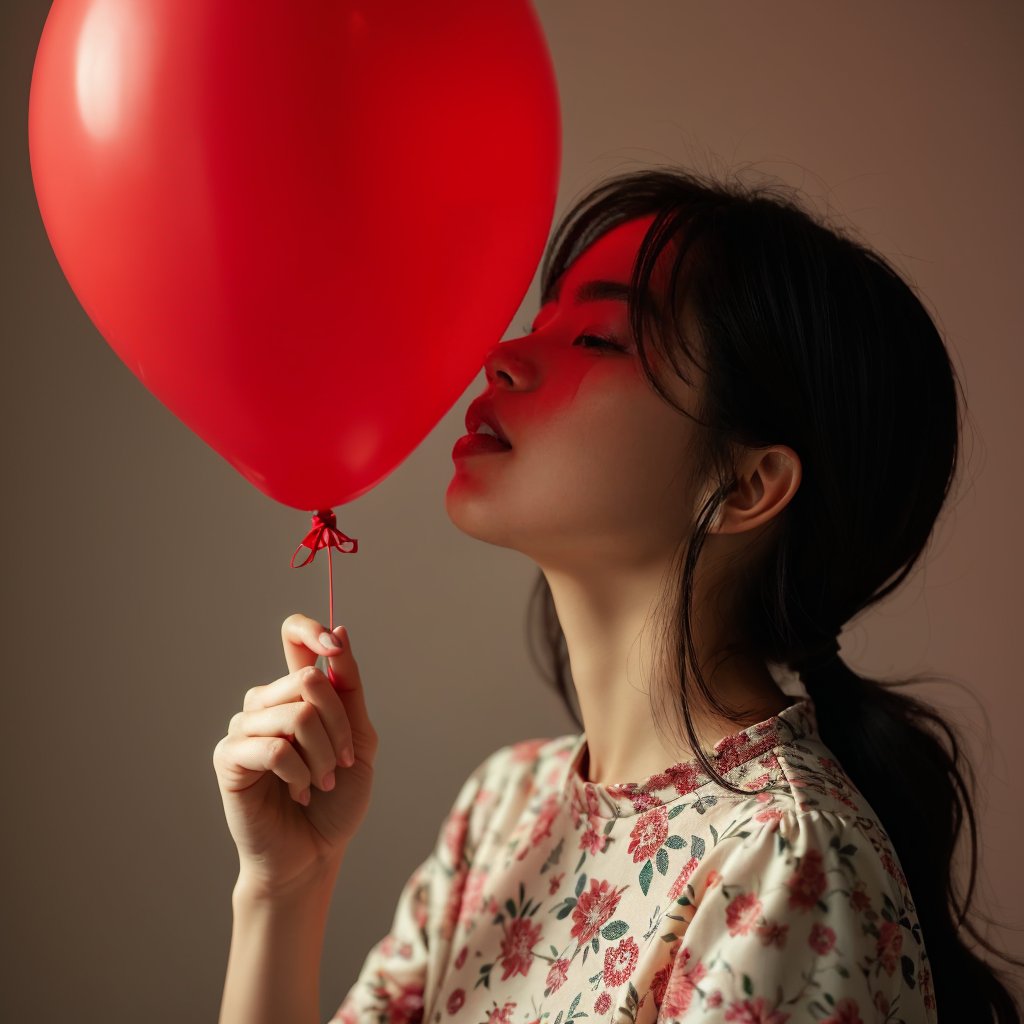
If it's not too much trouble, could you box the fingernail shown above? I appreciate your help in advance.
[340,746,354,767]
[321,770,336,791]
[298,788,310,806]
[320,631,342,649]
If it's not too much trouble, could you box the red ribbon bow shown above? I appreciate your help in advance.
[290,508,359,568]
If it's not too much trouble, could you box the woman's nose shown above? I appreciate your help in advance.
[484,337,527,386]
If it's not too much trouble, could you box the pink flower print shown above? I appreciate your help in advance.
[725,890,763,936]
[517,795,562,862]
[388,983,425,1024]
[511,738,549,765]
[484,1002,516,1024]
[457,868,488,927]
[602,935,639,988]
[667,856,699,901]
[808,921,836,954]
[880,850,907,888]
[875,919,903,976]
[651,963,670,1007]
[530,794,562,846]
[627,806,670,863]
[548,872,565,895]
[822,997,864,1023]
[446,989,466,1015]
[579,824,609,856]
[662,947,707,1016]
[787,848,827,911]
[498,916,543,981]
[440,865,467,940]
[754,807,785,829]
[707,990,723,1008]
[571,878,625,945]
[665,761,702,797]
[828,786,861,812]
[703,869,722,895]
[849,880,871,913]
[442,808,471,867]
[714,731,753,762]
[873,990,891,1016]
[920,965,936,1010]
[755,920,788,948]
[721,995,791,1022]
[546,958,570,994]
[454,945,468,969]
[613,786,663,815]
[594,992,612,1014]
[411,881,430,932]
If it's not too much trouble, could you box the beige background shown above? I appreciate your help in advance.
[2,2,1022,1020]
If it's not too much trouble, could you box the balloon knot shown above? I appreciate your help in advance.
[290,508,358,567]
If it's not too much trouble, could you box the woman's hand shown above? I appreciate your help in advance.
[212,614,378,895]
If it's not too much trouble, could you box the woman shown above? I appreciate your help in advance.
[214,168,1023,1023]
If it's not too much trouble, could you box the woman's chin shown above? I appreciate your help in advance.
[444,490,521,550]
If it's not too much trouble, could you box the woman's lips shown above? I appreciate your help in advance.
[452,433,513,457]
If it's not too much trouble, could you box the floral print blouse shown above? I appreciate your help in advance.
[331,697,936,1023]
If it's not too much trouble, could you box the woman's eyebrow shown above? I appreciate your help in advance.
[543,278,655,309]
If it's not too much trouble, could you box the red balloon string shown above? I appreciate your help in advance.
[290,509,358,685]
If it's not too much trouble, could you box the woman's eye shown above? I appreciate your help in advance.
[519,323,623,352]
[572,333,623,352]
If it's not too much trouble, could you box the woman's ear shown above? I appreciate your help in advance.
[711,447,801,535]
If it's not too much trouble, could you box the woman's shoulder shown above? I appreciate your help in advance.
[721,711,921,921]
[464,731,580,793]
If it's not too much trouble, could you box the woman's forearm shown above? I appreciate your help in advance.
[219,862,344,1024]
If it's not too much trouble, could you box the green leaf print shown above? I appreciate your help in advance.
[656,848,669,876]
[555,897,577,920]
[902,955,918,988]
[664,835,685,849]
[541,837,565,874]
[639,859,654,895]
[601,920,629,940]
[742,973,754,996]
[690,835,705,859]
[576,873,587,898]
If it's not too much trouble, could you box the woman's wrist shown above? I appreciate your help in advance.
[233,851,347,907]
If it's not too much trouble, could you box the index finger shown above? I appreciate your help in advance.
[281,612,344,676]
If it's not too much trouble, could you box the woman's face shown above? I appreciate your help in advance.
[445,214,700,573]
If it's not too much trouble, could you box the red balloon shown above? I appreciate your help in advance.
[28,0,561,512]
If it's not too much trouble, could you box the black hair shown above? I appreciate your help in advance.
[523,166,1022,1021]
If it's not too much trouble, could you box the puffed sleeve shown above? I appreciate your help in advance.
[328,748,497,1024]
[655,809,937,1023]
